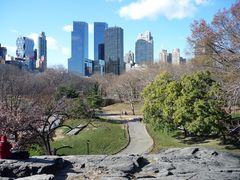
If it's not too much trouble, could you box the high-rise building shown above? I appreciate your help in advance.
[124,51,134,64]
[180,57,186,64]
[135,31,153,64]
[16,36,35,71]
[94,22,108,61]
[98,43,104,60]
[16,36,34,59]
[94,43,105,76]
[0,44,7,61]
[68,21,88,75]
[37,32,47,71]
[104,26,124,75]
[159,49,168,63]
[124,51,134,71]
[172,48,180,65]
[93,60,105,76]
[167,53,172,64]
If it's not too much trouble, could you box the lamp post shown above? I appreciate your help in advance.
[86,140,90,155]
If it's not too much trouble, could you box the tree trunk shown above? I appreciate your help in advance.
[219,127,226,144]
[183,127,188,138]
[222,133,226,144]
[41,135,49,155]
[14,131,18,142]
[46,135,52,155]
[130,103,135,115]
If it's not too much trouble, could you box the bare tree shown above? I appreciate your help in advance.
[0,65,94,154]
[106,70,147,115]
[188,1,240,111]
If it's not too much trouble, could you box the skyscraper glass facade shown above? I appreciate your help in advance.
[68,21,88,75]
[135,32,153,64]
[37,32,47,71]
[16,36,34,59]
[94,22,108,61]
[0,44,7,60]
[104,26,124,75]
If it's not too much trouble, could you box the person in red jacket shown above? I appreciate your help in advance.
[0,136,12,159]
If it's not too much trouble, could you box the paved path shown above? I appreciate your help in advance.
[118,121,153,155]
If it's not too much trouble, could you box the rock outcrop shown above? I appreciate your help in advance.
[0,147,239,180]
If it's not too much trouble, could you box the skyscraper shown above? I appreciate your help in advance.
[68,21,88,75]
[16,36,35,71]
[135,31,153,64]
[104,26,124,75]
[124,51,134,64]
[124,51,134,71]
[37,32,47,71]
[94,22,108,61]
[159,49,168,63]
[0,44,7,61]
[172,48,180,65]
[16,36,34,59]
[167,53,172,64]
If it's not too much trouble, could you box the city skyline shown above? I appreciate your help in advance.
[0,0,235,68]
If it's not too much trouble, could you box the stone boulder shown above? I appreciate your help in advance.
[0,156,64,179]
[0,147,239,180]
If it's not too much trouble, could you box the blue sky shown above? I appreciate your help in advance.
[0,0,235,68]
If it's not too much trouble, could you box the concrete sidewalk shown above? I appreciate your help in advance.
[117,121,153,155]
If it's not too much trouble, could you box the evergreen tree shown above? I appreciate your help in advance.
[87,83,103,111]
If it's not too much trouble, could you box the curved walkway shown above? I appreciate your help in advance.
[98,112,153,155]
[118,120,153,155]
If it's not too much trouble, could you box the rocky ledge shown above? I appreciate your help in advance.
[0,147,239,180]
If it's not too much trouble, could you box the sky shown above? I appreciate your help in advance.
[0,0,235,68]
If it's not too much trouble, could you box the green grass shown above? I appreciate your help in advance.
[232,111,240,118]
[147,124,240,155]
[61,118,88,133]
[147,125,188,153]
[52,119,128,155]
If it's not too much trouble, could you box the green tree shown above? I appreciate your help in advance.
[87,84,103,114]
[173,71,227,136]
[142,72,176,131]
[55,85,79,100]
[68,97,90,118]
[143,71,228,138]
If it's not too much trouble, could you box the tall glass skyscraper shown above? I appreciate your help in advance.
[0,44,7,60]
[16,36,34,59]
[94,22,108,61]
[135,32,154,64]
[16,36,35,71]
[104,26,124,75]
[37,32,47,71]
[68,21,88,75]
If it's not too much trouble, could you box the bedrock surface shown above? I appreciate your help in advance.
[0,147,239,180]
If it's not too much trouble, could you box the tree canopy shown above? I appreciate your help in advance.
[143,71,228,137]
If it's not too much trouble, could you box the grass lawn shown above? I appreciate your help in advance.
[232,111,240,118]
[52,119,128,155]
[147,124,240,155]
